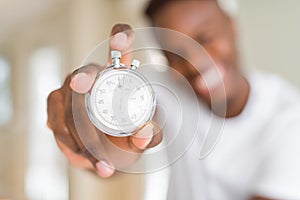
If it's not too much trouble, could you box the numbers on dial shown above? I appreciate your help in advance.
[98,99,104,104]
[91,70,154,132]
[99,89,106,94]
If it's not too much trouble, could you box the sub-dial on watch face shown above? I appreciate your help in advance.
[90,69,155,134]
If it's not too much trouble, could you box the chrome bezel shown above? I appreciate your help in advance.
[85,67,156,137]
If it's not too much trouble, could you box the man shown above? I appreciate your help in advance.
[47,0,300,199]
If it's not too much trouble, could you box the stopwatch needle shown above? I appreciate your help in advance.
[118,76,122,88]
[119,76,124,114]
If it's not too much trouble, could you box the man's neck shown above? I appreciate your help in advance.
[226,76,250,118]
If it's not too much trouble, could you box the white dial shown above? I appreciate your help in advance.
[86,68,155,136]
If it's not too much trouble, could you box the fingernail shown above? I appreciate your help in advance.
[195,75,207,91]
[70,72,93,94]
[131,123,154,149]
[202,68,223,90]
[96,160,115,178]
[110,32,129,50]
[69,76,76,89]
[46,121,53,130]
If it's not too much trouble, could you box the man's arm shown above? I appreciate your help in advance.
[47,24,162,178]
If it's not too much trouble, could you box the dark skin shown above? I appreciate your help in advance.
[47,24,162,178]
[152,0,249,118]
[47,1,273,200]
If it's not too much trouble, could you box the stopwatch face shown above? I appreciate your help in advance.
[85,68,156,136]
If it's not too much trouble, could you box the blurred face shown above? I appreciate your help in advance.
[152,1,246,109]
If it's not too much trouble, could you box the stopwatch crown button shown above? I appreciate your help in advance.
[111,50,122,59]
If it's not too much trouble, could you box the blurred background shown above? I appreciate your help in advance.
[0,0,299,199]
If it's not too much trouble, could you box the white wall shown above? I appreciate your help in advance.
[239,0,300,87]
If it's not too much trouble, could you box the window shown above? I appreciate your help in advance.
[0,57,13,126]
[25,47,68,200]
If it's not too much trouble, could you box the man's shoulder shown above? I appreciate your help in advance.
[246,71,300,200]
[247,70,300,137]
[247,70,300,111]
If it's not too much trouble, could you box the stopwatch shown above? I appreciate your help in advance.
[85,50,156,137]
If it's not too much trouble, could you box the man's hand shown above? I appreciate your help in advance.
[47,24,162,178]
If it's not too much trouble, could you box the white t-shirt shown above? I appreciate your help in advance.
[145,70,300,200]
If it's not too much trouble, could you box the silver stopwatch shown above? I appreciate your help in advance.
[85,50,156,137]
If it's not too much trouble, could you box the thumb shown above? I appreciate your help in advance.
[95,159,115,178]
[131,123,154,150]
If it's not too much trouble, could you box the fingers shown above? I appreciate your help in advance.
[66,74,117,178]
[48,24,161,179]
[146,122,163,148]
[57,134,115,178]
[48,75,116,178]
[70,24,134,94]
[56,139,94,170]
[109,24,134,66]
[95,159,115,178]
[130,123,154,149]
[130,122,163,150]
[69,64,100,94]
[48,85,161,178]
[47,89,79,152]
